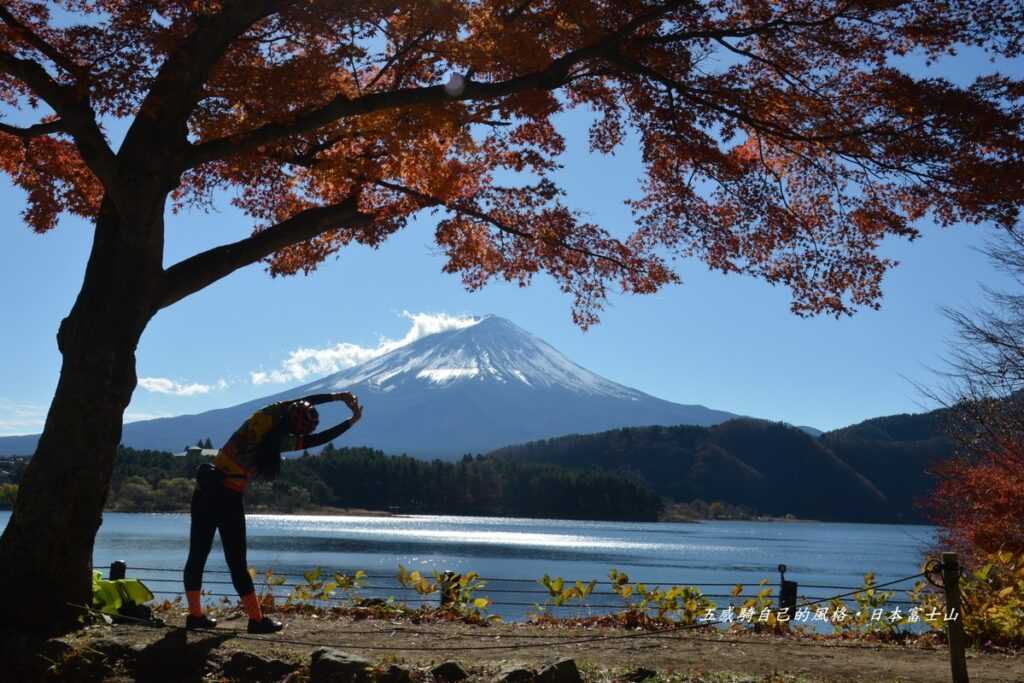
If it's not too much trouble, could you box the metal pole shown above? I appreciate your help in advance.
[440,571,460,609]
[941,552,969,683]
[778,564,796,621]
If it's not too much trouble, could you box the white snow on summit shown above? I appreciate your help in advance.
[304,315,640,398]
[417,367,480,383]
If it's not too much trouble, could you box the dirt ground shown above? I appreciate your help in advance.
[45,609,1024,683]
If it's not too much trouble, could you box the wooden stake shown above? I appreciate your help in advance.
[941,552,969,683]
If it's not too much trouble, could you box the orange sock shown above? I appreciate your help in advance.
[241,592,263,621]
[186,590,203,618]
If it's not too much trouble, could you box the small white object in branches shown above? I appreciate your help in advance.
[444,72,467,97]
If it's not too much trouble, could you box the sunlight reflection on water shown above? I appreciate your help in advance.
[245,514,730,552]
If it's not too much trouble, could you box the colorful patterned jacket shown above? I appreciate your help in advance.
[212,393,356,492]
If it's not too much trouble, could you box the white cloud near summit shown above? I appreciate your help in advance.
[250,311,480,385]
[138,377,229,396]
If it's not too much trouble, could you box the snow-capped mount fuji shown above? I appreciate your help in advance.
[0,315,739,458]
[306,315,656,399]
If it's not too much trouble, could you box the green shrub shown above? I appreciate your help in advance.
[607,569,716,625]
[535,574,597,615]
[0,482,17,508]
[286,566,367,605]
[728,579,786,632]
[911,551,1024,647]
[823,572,904,636]
[397,565,496,622]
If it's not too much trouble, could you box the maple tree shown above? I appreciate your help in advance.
[1,0,1023,630]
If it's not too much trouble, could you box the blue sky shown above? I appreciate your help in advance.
[0,47,1019,437]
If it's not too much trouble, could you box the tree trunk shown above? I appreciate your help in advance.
[0,199,162,632]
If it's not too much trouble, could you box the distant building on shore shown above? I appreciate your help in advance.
[174,446,220,458]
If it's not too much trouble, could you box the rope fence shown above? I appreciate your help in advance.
[94,562,931,611]
[130,584,922,608]
[86,556,973,683]
[114,565,925,590]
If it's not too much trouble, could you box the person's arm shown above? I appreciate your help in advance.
[305,392,363,448]
[290,393,342,407]
[281,393,363,451]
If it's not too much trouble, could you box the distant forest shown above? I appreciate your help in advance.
[66,445,664,521]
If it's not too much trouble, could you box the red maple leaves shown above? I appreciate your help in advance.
[0,0,1022,323]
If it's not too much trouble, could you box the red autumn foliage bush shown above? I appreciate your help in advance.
[928,436,1024,559]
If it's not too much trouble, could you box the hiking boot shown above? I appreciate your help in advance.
[185,614,217,630]
[247,616,284,634]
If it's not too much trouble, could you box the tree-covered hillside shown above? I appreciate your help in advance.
[821,411,953,521]
[492,415,953,523]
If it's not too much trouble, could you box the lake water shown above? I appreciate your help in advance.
[0,512,937,621]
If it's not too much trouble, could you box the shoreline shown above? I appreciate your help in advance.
[103,505,403,517]
[93,507,936,526]
[102,506,772,522]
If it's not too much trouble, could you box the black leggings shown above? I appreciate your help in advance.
[183,482,255,596]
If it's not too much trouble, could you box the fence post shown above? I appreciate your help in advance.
[109,560,126,580]
[778,564,797,621]
[440,571,460,609]
[941,552,969,683]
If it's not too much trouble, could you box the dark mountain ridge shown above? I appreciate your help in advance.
[491,413,954,523]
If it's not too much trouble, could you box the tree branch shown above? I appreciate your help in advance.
[185,1,688,168]
[159,197,371,309]
[0,5,88,80]
[0,119,64,138]
[712,37,823,97]
[0,51,116,186]
[119,0,285,164]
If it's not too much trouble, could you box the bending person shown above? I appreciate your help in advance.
[182,391,363,633]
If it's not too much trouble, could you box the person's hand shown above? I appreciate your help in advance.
[336,392,362,421]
